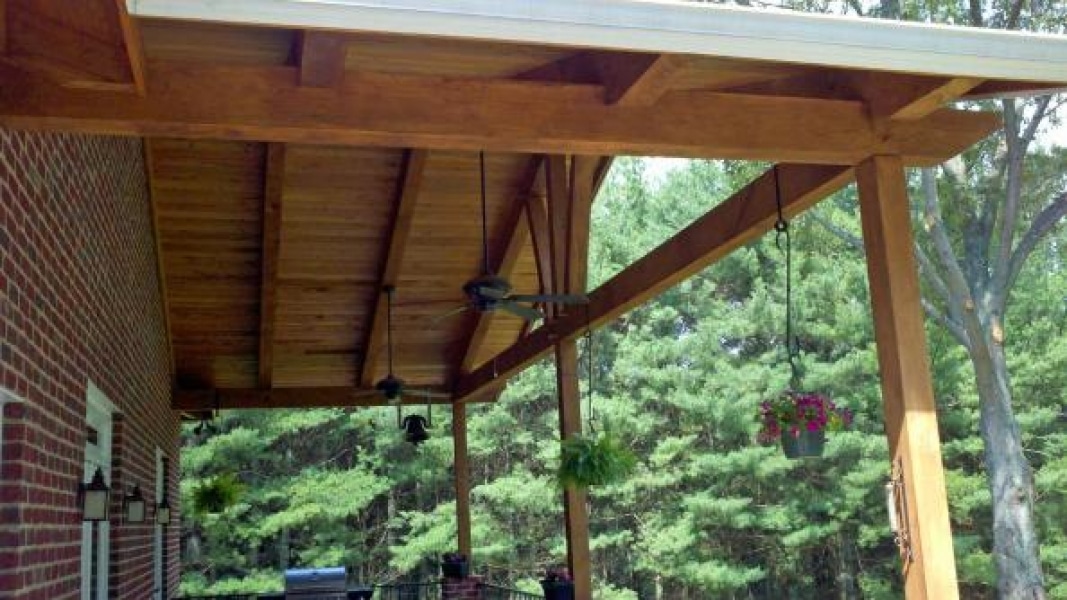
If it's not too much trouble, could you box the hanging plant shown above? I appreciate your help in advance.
[757,390,853,458]
[557,432,636,488]
[192,473,244,515]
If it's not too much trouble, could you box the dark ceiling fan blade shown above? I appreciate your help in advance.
[430,304,471,324]
[478,285,508,299]
[403,389,453,400]
[508,293,590,305]
[499,301,544,321]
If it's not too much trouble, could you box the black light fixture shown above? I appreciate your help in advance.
[124,484,147,524]
[79,467,111,522]
[398,400,432,446]
[155,496,171,525]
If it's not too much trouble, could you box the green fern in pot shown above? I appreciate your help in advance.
[557,432,636,488]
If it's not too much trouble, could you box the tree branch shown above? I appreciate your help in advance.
[1005,192,1067,294]
[922,297,971,348]
[921,168,974,304]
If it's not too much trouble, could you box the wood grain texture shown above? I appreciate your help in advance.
[360,149,428,386]
[454,163,855,403]
[856,155,959,599]
[258,143,286,388]
[298,30,347,88]
[0,63,999,165]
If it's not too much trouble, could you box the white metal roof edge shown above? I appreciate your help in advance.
[128,0,1067,83]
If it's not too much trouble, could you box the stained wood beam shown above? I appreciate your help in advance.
[856,155,958,598]
[0,62,999,166]
[854,73,984,121]
[174,386,487,411]
[258,143,286,388]
[596,53,685,107]
[458,156,543,374]
[360,149,429,386]
[453,163,855,403]
[114,0,147,95]
[297,31,348,88]
[143,139,174,376]
[452,403,473,556]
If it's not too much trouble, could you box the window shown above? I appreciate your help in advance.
[81,382,114,600]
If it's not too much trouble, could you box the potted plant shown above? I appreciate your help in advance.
[557,432,636,488]
[540,567,574,600]
[440,552,469,579]
[757,391,852,458]
[192,472,244,515]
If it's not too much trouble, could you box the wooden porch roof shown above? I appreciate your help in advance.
[1,0,1064,411]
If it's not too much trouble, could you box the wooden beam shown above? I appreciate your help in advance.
[596,54,685,107]
[545,155,569,302]
[0,62,999,166]
[143,138,174,377]
[557,339,592,600]
[258,143,286,388]
[360,149,429,386]
[0,0,8,56]
[527,187,555,300]
[458,156,543,374]
[454,163,855,403]
[173,386,487,411]
[452,402,473,556]
[297,31,348,88]
[114,0,147,95]
[565,155,611,290]
[856,155,958,599]
[850,73,983,121]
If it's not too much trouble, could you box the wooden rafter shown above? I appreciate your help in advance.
[597,54,685,107]
[258,143,286,388]
[297,31,348,88]
[457,155,543,374]
[453,163,855,403]
[360,149,429,386]
[0,63,999,165]
[143,138,174,376]
[114,0,147,95]
[173,386,486,411]
[852,73,984,121]
[545,155,569,301]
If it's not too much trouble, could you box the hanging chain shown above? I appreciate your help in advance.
[772,166,802,389]
[586,327,596,434]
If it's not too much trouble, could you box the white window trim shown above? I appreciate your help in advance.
[82,381,116,600]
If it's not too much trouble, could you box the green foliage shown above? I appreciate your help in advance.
[181,151,1067,597]
[192,473,244,515]
[557,433,637,488]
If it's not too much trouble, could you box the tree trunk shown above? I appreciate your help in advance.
[968,329,1045,599]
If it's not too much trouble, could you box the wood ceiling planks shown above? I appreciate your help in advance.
[150,138,265,389]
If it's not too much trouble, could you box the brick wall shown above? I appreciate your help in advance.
[443,575,483,600]
[0,129,177,599]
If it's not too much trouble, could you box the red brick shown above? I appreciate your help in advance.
[0,130,178,599]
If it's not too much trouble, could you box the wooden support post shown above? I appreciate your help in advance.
[856,155,959,600]
[557,340,591,600]
[452,402,472,557]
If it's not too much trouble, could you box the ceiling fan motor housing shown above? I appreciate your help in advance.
[463,275,512,311]
[375,375,404,401]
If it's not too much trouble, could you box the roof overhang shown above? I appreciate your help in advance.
[128,0,1067,83]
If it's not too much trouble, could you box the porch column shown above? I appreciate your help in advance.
[452,402,473,557]
[856,155,959,599]
[557,340,592,600]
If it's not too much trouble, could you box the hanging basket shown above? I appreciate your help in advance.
[780,428,825,459]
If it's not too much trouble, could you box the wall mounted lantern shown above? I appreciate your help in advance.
[124,484,146,523]
[79,467,110,522]
[155,497,171,525]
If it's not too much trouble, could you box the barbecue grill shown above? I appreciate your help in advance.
[283,567,356,600]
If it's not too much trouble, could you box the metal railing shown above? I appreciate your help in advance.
[176,580,542,600]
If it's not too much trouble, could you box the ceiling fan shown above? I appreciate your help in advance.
[356,286,451,405]
[442,151,589,322]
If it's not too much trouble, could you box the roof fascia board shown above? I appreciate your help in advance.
[127,0,1067,83]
